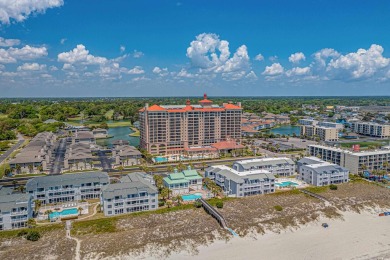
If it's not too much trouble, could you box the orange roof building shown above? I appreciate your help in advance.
[139,94,243,155]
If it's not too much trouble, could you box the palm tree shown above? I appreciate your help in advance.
[33,199,42,215]
[78,207,83,216]
[18,185,26,193]
[174,195,183,206]
[166,200,173,208]
[27,218,37,228]
[45,210,53,220]
[37,165,43,172]
[4,168,11,176]
[201,162,207,171]
[117,165,124,173]
[383,162,389,173]
[12,180,18,189]
[15,164,21,174]
[89,161,94,169]
[28,164,34,174]
[166,165,174,173]
[153,175,164,191]
[160,187,169,201]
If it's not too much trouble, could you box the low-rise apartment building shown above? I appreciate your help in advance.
[72,131,96,144]
[350,122,390,138]
[300,125,339,141]
[232,157,296,177]
[308,144,390,174]
[112,145,142,166]
[163,168,202,195]
[297,157,349,186]
[64,143,94,171]
[9,132,56,174]
[26,172,109,204]
[101,172,158,216]
[205,165,275,197]
[0,193,33,230]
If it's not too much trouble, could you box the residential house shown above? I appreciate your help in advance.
[163,167,202,195]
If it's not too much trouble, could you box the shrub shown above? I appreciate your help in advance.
[17,230,28,237]
[158,200,165,207]
[194,201,202,208]
[329,184,338,190]
[26,231,41,241]
[274,205,283,211]
[216,201,223,209]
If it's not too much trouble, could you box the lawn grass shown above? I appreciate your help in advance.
[0,223,63,239]
[11,173,46,178]
[66,119,131,128]
[304,186,329,193]
[0,163,10,178]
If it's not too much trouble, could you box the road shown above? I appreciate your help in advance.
[50,138,67,174]
[97,150,112,171]
[0,134,25,165]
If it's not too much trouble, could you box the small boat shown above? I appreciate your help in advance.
[322,223,329,228]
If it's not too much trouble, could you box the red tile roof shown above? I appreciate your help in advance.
[212,140,244,150]
[224,103,242,109]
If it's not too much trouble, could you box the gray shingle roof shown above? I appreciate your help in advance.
[26,172,109,191]
[102,172,157,199]
[234,158,295,169]
[0,193,31,213]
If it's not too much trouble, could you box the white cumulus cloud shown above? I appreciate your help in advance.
[17,62,46,71]
[254,54,264,61]
[152,66,169,76]
[127,66,145,74]
[262,63,284,76]
[133,50,144,58]
[326,44,390,80]
[286,67,311,77]
[0,37,20,47]
[58,44,107,65]
[0,0,64,24]
[289,52,306,64]
[0,45,47,63]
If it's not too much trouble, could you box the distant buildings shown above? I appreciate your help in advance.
[308,144,390,174]
[232,157,296,177]
[92,128,109,138]
[299,119,343,142]
[350,122,390,138]
[205,164,275,197]
[72,131,96,144]
[101,172,158,216]
[26,172,109,204]
[163,168,203,195]
[0,193,33,230]
[9,132,56,174]
[297,157,349,186]
[139,94,242,156]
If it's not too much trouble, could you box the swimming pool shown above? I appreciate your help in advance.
[154,156,168,163]
[182,193,202,201]
[275,181,299,187]
[49,208,79,220]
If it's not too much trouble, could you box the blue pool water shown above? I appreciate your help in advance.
[154,156,168,163]
[49,208,79,219]
[275,181,299,187]
[182,193,202,201]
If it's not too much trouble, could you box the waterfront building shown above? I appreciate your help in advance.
[232,157,296,177]
[205,165,275,197]
[350,122,390,138]
[139,94,242,155]
[163,167,202,195]
[26,172,109,204]
[72,131,96,144]
[92,128,109,138]
[308,144,390,174]
[0,193,33,230]
[297,157,349,186]
[101,172,158,216]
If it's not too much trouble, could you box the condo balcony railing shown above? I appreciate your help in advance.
[11,210,28,216]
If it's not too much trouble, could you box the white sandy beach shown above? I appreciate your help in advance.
[162,211,390,260]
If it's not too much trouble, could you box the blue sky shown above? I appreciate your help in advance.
[0,0,389,97]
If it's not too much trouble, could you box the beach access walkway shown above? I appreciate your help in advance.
[300,189,331,206]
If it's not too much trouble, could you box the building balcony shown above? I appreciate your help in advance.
[11,211,28,216]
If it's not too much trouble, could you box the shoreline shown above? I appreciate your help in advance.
[134,210,390,260]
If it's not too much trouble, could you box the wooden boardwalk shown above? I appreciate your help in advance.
[197,198,227,229]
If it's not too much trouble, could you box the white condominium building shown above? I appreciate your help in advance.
[297,157,349,186]
[351,122,390,138]
[232,157,296,177]
[308,144,390,174]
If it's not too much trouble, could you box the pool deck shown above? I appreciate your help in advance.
[275,178,308,189]
[37,202,89,221]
